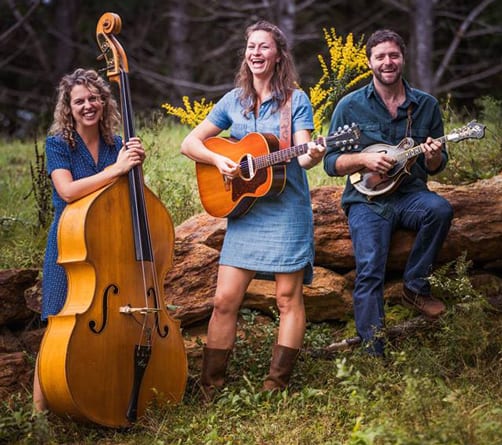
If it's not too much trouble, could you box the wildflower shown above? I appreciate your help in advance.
[162,28,370,135]
[161,96,214,128]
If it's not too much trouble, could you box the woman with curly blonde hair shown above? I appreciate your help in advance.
[33,68,145,412]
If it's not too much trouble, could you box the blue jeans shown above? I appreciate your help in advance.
[347,191,453,355]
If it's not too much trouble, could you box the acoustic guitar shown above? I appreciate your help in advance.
[196,125,360,218]
[348,120,486,198]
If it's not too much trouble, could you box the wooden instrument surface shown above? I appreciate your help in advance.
[349,120,486,198]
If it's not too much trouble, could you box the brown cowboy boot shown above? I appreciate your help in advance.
[262,344,300,392]
[200,346,232,402]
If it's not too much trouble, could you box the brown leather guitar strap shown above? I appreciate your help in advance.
[406,103,413,138]
[279,95,292,149]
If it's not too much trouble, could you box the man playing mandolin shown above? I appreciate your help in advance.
[323,29,454,356]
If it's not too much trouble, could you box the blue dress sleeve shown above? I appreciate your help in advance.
[207,90,238,130]
[45,135,72,175]
[291,90,314,134]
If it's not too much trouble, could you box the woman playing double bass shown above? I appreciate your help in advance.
[33,68,145,412]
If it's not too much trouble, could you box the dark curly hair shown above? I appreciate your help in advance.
[365,29,407,59]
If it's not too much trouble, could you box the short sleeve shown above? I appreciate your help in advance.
[45,135,71,175]
[291,90,314,134]
[207,90,237,130]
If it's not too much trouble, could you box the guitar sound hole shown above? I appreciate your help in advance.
[240,160,251,180]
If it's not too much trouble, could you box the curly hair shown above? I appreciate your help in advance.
[48,68,121,148]
[235,20,299,116]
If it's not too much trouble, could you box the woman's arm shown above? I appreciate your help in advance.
[51,137,145,203]
[180,119,239,177]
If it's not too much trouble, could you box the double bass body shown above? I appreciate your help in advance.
[38,175,187,427]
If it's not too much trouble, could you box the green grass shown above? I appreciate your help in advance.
[1,99,502,444]
[0,138,48,269]
[3,298,502,444]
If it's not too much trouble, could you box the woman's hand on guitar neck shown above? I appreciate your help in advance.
[299,141,326,169]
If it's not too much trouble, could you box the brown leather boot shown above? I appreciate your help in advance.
[402,286,446,319]
[262,344,300,392]
[200,346,232,402]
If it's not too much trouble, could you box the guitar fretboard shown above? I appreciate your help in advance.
[251,133,359,169]
[254,143,311,169]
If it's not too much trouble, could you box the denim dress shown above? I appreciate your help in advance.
[207,88,315,283]
[41,133,122,320]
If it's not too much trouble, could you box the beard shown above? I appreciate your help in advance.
[372,66,402,86]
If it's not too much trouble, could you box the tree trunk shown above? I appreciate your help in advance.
[168,0,193,99]
[409,0,435,93]
[53,0,80,80]
[273,0,296,47]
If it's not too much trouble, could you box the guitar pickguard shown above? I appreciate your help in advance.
[231,168,268,201]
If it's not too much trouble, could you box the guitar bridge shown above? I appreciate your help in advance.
[349,172,363,184]
[223,175,232,191]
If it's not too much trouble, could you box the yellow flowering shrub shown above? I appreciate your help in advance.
[161,96,214,128]
[309,28,371,134]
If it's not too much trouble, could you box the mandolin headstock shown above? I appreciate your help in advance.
[446,120,486,142]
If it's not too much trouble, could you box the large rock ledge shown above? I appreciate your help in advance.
[167,174,502,325]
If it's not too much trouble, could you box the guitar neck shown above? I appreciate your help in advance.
[254,141,315,169]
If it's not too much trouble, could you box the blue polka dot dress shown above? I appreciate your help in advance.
[41,132,122,320]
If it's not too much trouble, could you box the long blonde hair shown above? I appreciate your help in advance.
[48,68,121,148]
[235,20,299,116]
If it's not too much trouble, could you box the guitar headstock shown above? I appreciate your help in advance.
[446,120,486,142]
[320,123,361,151]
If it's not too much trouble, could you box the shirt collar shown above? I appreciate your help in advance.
[366,79,419,110]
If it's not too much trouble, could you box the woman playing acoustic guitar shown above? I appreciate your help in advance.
[33,68,145,412]
[181,20,325,400]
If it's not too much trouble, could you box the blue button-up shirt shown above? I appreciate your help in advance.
[323,79,448,218]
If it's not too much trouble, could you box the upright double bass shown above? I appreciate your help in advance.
[38,12,187,427]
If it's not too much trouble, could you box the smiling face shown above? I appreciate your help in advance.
[368,40,404,87]
[69,84,104,133]
[245,29,280,80]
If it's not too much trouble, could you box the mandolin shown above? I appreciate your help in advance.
[348,120,486,198]
[196,125,360,218]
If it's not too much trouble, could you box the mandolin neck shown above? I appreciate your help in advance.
[397,135,447,163]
